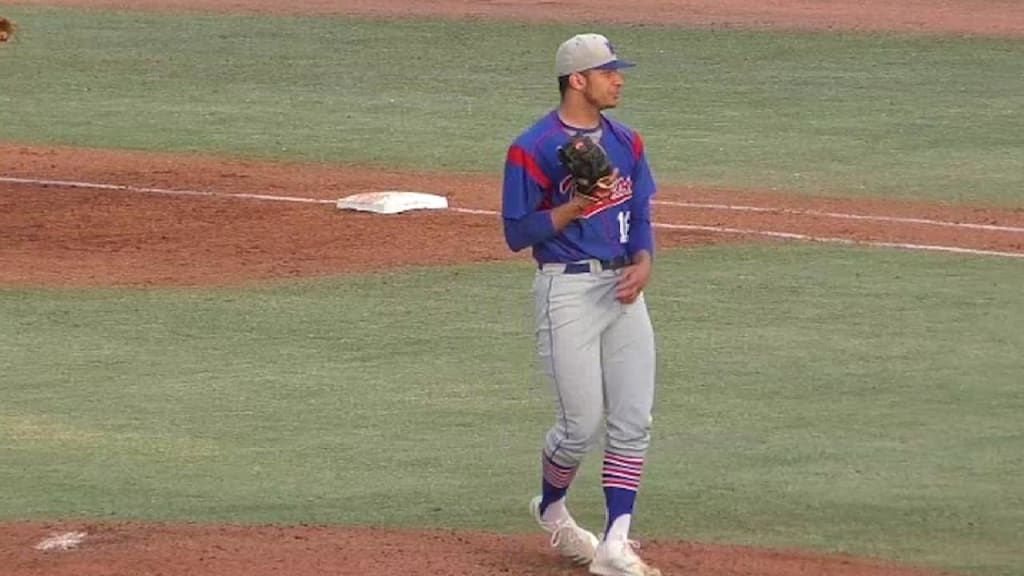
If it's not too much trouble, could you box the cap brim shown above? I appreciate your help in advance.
[593,59,635,71]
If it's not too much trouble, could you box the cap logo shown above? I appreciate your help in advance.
[605,40,617,56]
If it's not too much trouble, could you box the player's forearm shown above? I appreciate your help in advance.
[627,217,654,259]
[549,197,590,231]
[504,199,589,252]
[504,211,556,252]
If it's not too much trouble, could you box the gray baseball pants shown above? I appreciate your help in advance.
[532,263,656,468]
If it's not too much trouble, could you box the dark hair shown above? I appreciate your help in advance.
[558,75,570,99]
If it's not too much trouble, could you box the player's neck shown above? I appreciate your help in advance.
[557,102,602,132]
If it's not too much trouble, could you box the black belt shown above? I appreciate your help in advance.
[542,257,630,274]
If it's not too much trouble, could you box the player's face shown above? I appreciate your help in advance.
[580,69,624,109]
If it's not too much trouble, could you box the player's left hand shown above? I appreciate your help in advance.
[616,253,652,304]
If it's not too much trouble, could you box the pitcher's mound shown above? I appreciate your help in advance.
[1,522,943,576]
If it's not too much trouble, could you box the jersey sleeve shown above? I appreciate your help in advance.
[627,133,656,257]
[629,132,656,202]
[502,144,557,252]
[502,144,551,219]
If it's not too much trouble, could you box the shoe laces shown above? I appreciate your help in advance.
[549,520,585,548]
[607,536,645,562]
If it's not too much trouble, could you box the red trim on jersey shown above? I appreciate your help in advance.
[507,145,551,190]
[632,132,645,161]
[580,193,632,218]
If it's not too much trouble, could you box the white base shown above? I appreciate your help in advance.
[336,191,449,215]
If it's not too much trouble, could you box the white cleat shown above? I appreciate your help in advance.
[589,537,663,576]
[529,496,600,565]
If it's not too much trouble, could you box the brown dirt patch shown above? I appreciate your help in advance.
[2,144,1022,287]
[8,0,1024,36]
[1,521,947,576]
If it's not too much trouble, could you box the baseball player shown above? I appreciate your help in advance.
[502,33,661,576]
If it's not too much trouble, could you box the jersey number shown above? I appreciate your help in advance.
[617,211,631,244]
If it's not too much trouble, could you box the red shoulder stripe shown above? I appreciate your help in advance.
[507,145,551,190]
[632,132,645,161]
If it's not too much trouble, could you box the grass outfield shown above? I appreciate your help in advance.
[2,244,1023,575]
[1,7,1022,205]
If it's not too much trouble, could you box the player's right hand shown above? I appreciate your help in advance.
[616,253,652,304]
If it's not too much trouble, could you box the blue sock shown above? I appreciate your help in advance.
[540,478,567,516]
[602,452,645,535]
[603,486,637,534]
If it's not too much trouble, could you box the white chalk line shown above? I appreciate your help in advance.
[448,207,1024,259]
[654,199,1024,234]
[9,176,1022,234]
[649,221,1024,259]
[0,176,336,205]
[4,176,1022,260]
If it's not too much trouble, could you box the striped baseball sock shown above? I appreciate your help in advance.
[601,452,645,541]
[539,452,578,522]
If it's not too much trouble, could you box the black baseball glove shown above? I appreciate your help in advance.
[557,135,617,200]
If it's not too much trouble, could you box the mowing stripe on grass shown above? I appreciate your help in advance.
[3,175,1023,260]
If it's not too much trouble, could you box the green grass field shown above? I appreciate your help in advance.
[2,5,1023,576]
[2,7,1022,204]
[3,246,1023,574]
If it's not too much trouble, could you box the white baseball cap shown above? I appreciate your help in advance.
[555,33,635,78]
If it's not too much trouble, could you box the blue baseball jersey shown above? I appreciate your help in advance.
[502,110,657,264]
